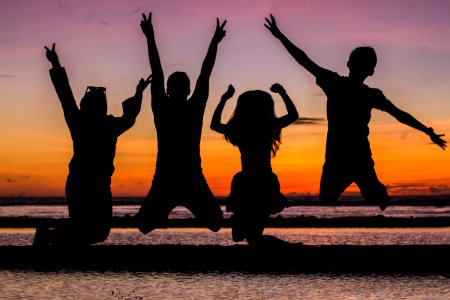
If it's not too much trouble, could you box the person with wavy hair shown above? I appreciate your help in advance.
[211,84,298,245]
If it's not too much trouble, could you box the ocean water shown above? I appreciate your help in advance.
[1,204,449,246]
[1,205,450,299]
[1,204,450,219]
[1,270,450,299]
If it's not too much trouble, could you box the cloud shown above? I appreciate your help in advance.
[386,182,450,195]
[0,75,15,78]
[57,1,73,19]
[85,16,108,26]
[293,117,326,125]
[164,62,183,69]
[129,7,144,16]
[5,175,29,183]
[387,183,427,189]
[429,185,450,194]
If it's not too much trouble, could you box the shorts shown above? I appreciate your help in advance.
[227,171,288,216]
[136,173,223,232]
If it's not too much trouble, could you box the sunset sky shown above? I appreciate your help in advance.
[0,0,449,197]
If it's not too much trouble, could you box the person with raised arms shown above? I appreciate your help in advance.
[265,14,446,211]
[135,13,227,233]
[34,43,150,246]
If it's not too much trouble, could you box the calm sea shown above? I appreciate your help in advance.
[1,204,449,299]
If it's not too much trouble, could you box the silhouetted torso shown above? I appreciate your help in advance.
[153,96,205,178]
[69,116,118,177]
[317,70,392,169]
[237,133,273,174]
[50,67,136,179]
[225,125,285,216]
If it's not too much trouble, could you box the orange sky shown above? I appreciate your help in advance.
[0,0,449,197]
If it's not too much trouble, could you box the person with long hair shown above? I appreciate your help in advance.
[211,83,298,245]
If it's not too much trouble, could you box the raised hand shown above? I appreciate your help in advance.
[264,14,282,38]
[136,75,152,94]
[428,128,447,150]
[212,18,227,44]
[221,84,235,101]
[44,43,60,67]
[270,83,286,94]
[140,12,154,37]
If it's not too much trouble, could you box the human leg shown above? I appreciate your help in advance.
[227,172,269,244]
[355,167,390,211]
[319,164,353,204]
[184,175,223,232]
[135,179,175,234]
[37,175,112,246]
[66,176,112,245]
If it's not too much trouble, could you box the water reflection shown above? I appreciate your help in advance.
[1,227,449,246]
[1,269,449,299]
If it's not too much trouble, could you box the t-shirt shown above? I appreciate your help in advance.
[50,67,139,178]
[316,69,392,169]
[152,94,205,178]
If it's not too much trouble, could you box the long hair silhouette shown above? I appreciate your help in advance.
[225,90,281,157]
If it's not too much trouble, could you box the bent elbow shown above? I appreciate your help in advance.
[290,112,299,123]
[210,123,218,132]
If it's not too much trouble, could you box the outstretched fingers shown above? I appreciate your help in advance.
[44,43,55,52]
[144,74,152,86]
[142,12,151,22]
[270,14,276,23]
[140,74,152,89]
[265,14,281,36]
[431,133,447,150]
[265,14,276,26]
[216,18,227,30]
[220,19,227,29]
[212,18,227,43]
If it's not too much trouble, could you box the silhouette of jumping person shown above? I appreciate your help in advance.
[265,15,447,210]
[33,43,151,246]
[211,84,299,245]
[134,13,226,233]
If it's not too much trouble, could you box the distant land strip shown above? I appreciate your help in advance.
[1,195,450,206]
[1,216,450,228]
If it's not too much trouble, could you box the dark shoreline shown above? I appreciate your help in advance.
[1,244,449,273]
[1,216,450,228]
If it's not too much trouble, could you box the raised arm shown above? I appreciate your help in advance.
[270,83,299,129]
[191,18,227,108]
[210,84,235,134]
[378,92,446,150]
[265,14,327,78]
[140,13,165,107]
[115,75,152,136]
[45,43,79,130]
